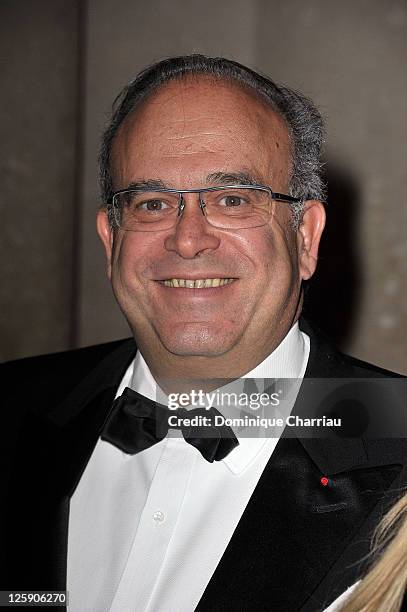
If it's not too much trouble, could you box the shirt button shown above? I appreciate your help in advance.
[153,510,165,523]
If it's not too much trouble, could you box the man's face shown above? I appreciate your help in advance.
[98,78,324,371]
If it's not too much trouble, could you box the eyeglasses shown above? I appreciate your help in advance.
[109,184,302,231]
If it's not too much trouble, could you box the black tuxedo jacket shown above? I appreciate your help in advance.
[1,319,407,611]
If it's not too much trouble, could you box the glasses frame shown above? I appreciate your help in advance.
[109,184,302,231]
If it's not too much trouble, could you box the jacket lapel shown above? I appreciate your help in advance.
[195,436,403,612]
[3,339,137,591]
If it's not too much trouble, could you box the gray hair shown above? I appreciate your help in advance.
[99,54,326,228]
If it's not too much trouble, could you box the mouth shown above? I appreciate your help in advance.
[158,278,236,288]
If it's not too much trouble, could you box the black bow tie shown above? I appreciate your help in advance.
[101,387,239,462]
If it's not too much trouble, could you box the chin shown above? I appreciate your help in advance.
[157,323,238,357]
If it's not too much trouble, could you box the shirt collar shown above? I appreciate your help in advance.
[121,322,309,474]
[223,323,310,473]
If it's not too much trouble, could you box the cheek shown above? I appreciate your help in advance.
[254,227,299,292]
[110,233,156,291]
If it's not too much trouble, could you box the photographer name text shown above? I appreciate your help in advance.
[168,414,342,429]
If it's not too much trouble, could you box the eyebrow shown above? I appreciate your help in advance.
[125,179,167,191]
[205,171,262,186]
[123,171,264,192]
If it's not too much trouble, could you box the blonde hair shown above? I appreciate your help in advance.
[342,492,407,611]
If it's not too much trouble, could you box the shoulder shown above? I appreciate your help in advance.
[0,339,137,466]
[0,338,135,415]
[2,338,132,382]
[339,353,404,378]
[299,318,405,379]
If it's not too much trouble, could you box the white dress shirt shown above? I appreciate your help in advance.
[67,323,309,612]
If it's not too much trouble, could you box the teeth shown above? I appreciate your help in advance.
[162,278,235,288]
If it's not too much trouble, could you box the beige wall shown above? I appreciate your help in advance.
[0,0,80,361]
[1,0,406,373]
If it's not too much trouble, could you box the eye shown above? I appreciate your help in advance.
[137,199,170,211]
[220,194,247,207]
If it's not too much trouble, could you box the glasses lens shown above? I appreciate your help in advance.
[203,188,271,229]
[113,191,180,231]
[112,187,272,231]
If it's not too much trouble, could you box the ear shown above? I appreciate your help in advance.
[296,200,326,281]
[96,208,114,279]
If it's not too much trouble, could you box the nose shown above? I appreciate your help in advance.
[164,193,221,258]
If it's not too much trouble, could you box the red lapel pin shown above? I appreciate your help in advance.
[320,476,333,487]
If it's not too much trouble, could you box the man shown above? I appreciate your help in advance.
[1,55,406,611]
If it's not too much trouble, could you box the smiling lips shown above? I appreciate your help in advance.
[161,278,235,288]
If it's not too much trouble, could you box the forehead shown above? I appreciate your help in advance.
[111,76,292,187]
